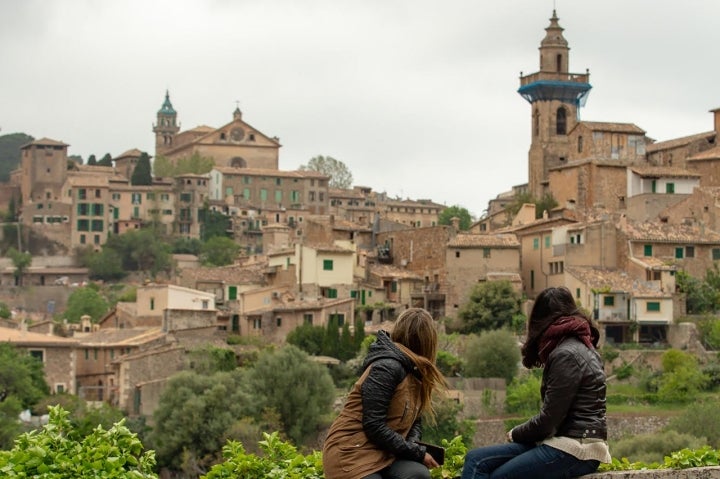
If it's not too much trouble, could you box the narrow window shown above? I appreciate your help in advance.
[643,244,653,257]
[556,107,567,135]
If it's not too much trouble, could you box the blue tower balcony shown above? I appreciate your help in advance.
[518,71,592,107]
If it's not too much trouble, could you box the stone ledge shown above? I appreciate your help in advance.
[584,466,720,478]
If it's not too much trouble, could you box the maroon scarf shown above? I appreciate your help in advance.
[538,316,594,365]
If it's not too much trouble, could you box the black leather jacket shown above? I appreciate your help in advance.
[359,331,426,462]
[511,336,607,443]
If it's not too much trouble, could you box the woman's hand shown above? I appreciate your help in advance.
[423,452,439,469]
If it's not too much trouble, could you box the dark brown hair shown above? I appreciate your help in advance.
[521,286,598,368]
[391,308,447,419]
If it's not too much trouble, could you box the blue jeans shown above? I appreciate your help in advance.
[363,459,431,479]
[461,442,599,479]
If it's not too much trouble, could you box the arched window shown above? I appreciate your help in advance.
[556,54,562,72]
[578,136,584,153]
[556,107,567,135]
[533,109,540,137]
[230,157,247,168]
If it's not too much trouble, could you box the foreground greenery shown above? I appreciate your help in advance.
[0,406,156,478]
[4,407,720,478]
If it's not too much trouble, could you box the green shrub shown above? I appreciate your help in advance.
[611,430,706,464]
[436,350,463,377]
[0,405,156,478]
[613,361,633,380]
[463,329,520,383]
[505,370,541,415]
[668,401,720,448]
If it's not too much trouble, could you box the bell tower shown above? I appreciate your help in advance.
[153,90,180,157]
[518,10,591,198]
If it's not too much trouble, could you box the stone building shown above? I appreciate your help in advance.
[153,91,281,170]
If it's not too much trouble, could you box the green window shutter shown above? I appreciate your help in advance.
[713,248,720,261]
[323,259,333,270]
[603,296,614,306]
[533,238,539,250]
[350,290,357,298]
[644,244,653,257]
[228,286,237,300]
[675,247,684,259]
[545,236,551,248]
[647,302,661,312]
[666,183,675,194]
[391,282,398,292]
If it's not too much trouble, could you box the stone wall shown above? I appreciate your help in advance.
[584,468,720,478]
[471,414,672,446]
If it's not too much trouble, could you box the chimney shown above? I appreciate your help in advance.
[712,107,720,137]
[450,216,460,231]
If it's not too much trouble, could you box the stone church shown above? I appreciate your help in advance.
[152,91,281,170]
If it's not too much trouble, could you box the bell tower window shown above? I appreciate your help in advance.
[556,54,562,72]
[533,109,540,137]
[556,107,567,135]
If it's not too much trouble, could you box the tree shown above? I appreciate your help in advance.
[6,247,31,286]
[438,205,473,230]
[97,153,113,167]
[130,152,152,185]
[299,155,353,189]
[507,191,558,219]
[458,280,522,334]
[463,329,520,383]
[286,323,325,356]
[153,152,214,177]
[61,286,109,323]
[0,133,33,182]
[87,154,97,166]
[104,229,173,277]
[0,343,50,448]
[149,369,251,470]
[200,236,241,266]
[84,248,126,281]
[199,206,231,241]
[246,345,335,446]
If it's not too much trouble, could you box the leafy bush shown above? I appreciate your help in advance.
[613,361,633,380]
[0,405,156,478]
[505,370,541,415]
[436,350,463,377]
[422,396,475,448]
[202,433,468,479]
[463,329,520,383]
[611,430,706,464]
[668,401,720,448]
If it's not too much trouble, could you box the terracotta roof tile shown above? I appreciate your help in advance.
[369,264,423,280]
[623,220,720,243]
[629,166,701,178]
[565,266,669,298]
[447,233,519,248]
[578,121,646,134]
[687,145,720,161]
[646,131,716,152]
[0,326,79,346]
[213,166,329,180]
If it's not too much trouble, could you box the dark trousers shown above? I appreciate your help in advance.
[363,459,431,479]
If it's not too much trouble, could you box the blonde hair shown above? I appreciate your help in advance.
[391,308,447,420]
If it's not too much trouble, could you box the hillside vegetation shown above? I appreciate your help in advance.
[0,133,33,182]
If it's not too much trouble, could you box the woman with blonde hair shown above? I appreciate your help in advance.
[322,307,447,479]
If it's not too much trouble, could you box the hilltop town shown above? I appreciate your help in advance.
[2,9,720,433]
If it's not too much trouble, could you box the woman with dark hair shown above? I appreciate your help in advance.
[323,308,447,479]
[460,286,611,479]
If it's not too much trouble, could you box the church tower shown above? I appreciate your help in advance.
[153,90,180,157]
[518,10,591,198]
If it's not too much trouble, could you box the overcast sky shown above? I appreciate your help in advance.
[2,1,719,218]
